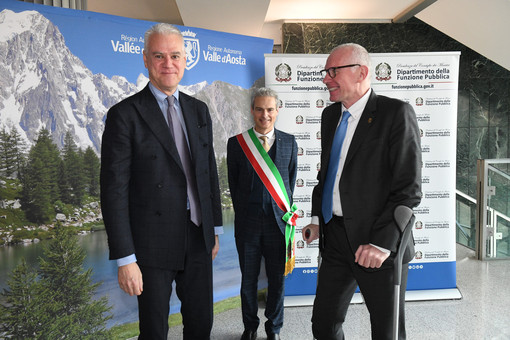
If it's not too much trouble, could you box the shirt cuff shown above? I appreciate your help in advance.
[370,243,391,254]
[214,226,224,235]
[311,216,320,225]
[117,254,137,267]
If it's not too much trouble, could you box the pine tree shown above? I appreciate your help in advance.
[37,226,112,339]
[0,125,9,176]
[60,131,85,205]
[8,127,27,179]
[0,258,41,338]
[0,126,27,178]
[83,146,100,197]
[1,227,113,338]
[20,128,61,222]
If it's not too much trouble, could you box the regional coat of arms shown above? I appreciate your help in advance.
[182,30,200,70]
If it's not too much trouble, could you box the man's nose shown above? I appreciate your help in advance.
[163,57,173,67]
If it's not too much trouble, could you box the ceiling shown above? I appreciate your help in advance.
[85,0,510,71]
[86,0,433,41]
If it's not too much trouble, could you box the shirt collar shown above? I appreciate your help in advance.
[149,82,180,105]
[253,128,275,140]
[342,88,372,120]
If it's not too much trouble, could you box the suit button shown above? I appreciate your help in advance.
[157,183,163,188]
[151,154,157,159]
[203,143,208,147]
[155,211,162,216]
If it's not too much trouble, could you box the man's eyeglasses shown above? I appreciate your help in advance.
[319,64,361,79]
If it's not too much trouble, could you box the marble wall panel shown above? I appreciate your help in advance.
[282,18,510,199]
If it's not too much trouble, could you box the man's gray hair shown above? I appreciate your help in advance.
[144,23,184,52]
[331,43,372,71]
[251,87,279,109]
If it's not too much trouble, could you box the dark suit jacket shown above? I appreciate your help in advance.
[312,90,421,263]
[227,129,298,236]
[100,84,222,270]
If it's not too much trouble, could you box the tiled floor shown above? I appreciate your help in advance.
[167,244,510,339]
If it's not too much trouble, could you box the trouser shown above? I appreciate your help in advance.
[312,216,408,340]
[137,217,213,340]
[235,211,286,335]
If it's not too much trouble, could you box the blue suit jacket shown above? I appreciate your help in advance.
[227,129,298,236]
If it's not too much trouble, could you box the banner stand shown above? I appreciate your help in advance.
[283,288,461,308]
[266,52,461,304]
[284,293,363,307]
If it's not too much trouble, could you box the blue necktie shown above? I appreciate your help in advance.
[322,111,351,223]
[167,96,201,226]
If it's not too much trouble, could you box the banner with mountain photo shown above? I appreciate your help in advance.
[0,0,273,328]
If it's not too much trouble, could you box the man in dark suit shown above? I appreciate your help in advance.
[100,23,222,340]
[227,88,298,340]
[302,43,421,339]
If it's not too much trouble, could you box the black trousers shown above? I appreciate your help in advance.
[312,216,408,340]
[137,217,213,340]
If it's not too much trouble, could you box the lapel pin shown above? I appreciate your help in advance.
[368,117,373,124]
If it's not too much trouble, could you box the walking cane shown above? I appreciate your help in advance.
[392,205,415,340]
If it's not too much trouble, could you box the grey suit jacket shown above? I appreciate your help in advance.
[311,90,421,263]
[227,129,298,236]
[100,84,222,270]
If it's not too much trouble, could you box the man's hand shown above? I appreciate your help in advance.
[354,244,390,269]
[212,235,220,260]
[302,224,319,244]
[118,262,143,296]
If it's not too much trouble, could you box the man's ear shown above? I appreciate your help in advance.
[359,65,369,81]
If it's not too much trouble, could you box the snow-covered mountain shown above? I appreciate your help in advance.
[0,9,253,157]
[0,9,139,152]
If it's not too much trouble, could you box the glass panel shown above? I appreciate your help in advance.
[456,192,476,249]
[485,162,510,259]
[495,214,510,258]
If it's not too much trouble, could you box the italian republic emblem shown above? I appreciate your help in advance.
[275,63,292,82]
[375,62,392,81]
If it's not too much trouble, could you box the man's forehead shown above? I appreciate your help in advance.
[151,50,182,55]
[327,49,348,65]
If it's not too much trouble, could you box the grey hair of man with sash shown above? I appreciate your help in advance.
[251,87,279,109]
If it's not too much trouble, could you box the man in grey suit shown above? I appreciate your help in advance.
[227,88,297,340]
[302,43,421,339]
[100,23,222,340]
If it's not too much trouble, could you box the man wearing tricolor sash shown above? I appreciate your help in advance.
[227,88,298,340]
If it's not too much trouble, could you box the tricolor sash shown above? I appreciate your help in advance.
[236,128,298,275]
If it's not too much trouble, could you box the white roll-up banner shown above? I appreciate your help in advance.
[265,52,460,301]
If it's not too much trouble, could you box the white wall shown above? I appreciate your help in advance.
[417,0,510,71]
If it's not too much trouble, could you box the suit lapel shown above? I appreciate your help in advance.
[344,90,377,167]
[274,129,282,168]
[134,85,183,170]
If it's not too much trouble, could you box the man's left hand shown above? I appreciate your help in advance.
[354,244,390,269]
[212,235,220,260]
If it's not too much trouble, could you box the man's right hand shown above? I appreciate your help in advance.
[302,223,319,244]
[118,262,143,296]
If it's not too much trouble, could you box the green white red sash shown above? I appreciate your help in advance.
[236,128,298,275]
